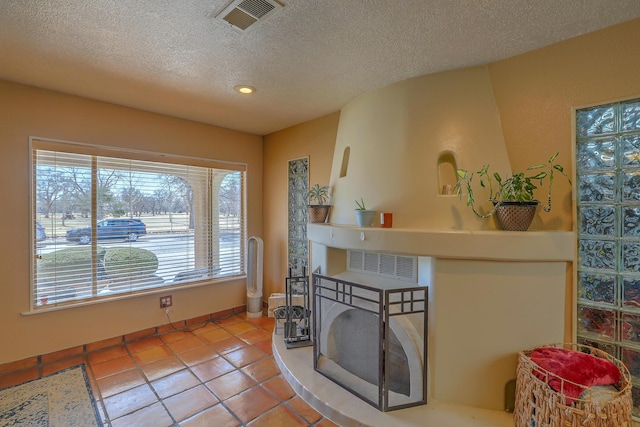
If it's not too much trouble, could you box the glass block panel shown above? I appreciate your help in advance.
[576,101,640,405]
[622,313,640,345]
[578,173,616,203]
[577,336,617,358]
[288,223,303,240]
[622,134,640,166]
[578,239,617,271]
[578,272,616,306]
[577,306,616,340]
[578,206,616,236]
[287,157,309,274]
[577,104,616,137]
[622,171,640,202]
[623,207,640,237]
[577,138,616,171]
[288,158,308,175]
[622,99,640,132]
[623,277,640,310]
[622,347,640,385]
[623,242,640,273]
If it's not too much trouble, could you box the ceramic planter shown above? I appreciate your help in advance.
[355,209,376,227]
[308,205,331,223]
[494,201,538,231]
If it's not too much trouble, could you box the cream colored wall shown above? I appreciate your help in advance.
[489,17,640,341]
[0,80,263,364]
[329,66,511,230]
[489,17,640,232]
[262,113,340,298]
[326,18,640,234]
[432,259,566,410]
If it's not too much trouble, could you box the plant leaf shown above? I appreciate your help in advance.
[530,172,547,180]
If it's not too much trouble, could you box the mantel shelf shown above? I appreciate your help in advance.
[307,223,575,262]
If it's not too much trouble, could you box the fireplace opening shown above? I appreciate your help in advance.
[313,265,427,411]
[329,309,410,396]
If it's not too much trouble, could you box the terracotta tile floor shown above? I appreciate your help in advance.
[0,313,339,427]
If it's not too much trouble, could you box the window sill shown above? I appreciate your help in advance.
[22,274,246,315]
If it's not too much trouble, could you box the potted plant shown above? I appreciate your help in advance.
[307,184,331,223]
[355,198,376,227]
[453,152,571,231]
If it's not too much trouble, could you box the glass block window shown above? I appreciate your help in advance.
[576,98,640,416]
[287,157,309,275]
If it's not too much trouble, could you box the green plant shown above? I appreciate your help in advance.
[307,184,331,205]
[38,246,107,286]
[103,247,159,280]
[355,198,367,210]
[454,152,571,219]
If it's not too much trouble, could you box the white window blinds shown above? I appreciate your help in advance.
[32,139,246,309]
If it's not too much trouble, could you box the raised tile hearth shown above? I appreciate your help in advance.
[273,333,513,426]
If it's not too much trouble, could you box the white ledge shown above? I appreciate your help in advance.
[273,334,513,427]
[307,223,575,262]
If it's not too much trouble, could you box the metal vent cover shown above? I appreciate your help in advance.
[348,250,364,270]
[214,0,283,32]
[347,250,417,283]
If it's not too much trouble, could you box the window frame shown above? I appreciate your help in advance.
[29,137,247,312]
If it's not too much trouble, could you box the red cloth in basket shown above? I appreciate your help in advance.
[530,347,620,405]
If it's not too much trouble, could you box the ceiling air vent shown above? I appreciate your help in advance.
[215,0,283,32]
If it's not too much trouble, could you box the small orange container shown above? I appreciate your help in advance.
[380,212,393,228]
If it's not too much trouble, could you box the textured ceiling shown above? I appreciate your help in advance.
[1,1,640,136]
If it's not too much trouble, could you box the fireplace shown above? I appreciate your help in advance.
[271,66,574,425]
[305,224,572,414]
[312,256,427,411]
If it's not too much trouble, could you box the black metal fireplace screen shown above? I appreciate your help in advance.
[312,273,428,411]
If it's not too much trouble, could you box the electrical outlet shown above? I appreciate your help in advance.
[160,295,172,308]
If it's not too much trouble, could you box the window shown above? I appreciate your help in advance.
[32,139,246,309]
[575,98,640,416]
[287,157,308,275]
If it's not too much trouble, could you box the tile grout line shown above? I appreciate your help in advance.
[114,333,178,426]
[226,319,324,426]
[103,315,259,425]
[2,313,335,426]
[159,319,242,426]
[81,309,243,424]
[92,321,197,425]
[191,317,278,425]
[83,351,112,427]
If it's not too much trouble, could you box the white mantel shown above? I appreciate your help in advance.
[307,223,575,262]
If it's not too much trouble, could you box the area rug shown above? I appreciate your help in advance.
[0,364,102,427]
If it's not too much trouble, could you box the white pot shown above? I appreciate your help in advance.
[355,210,376,227]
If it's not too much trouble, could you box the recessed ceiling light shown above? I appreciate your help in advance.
[235,85,256,94]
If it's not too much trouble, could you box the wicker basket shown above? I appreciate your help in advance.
[514,343,633,427]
